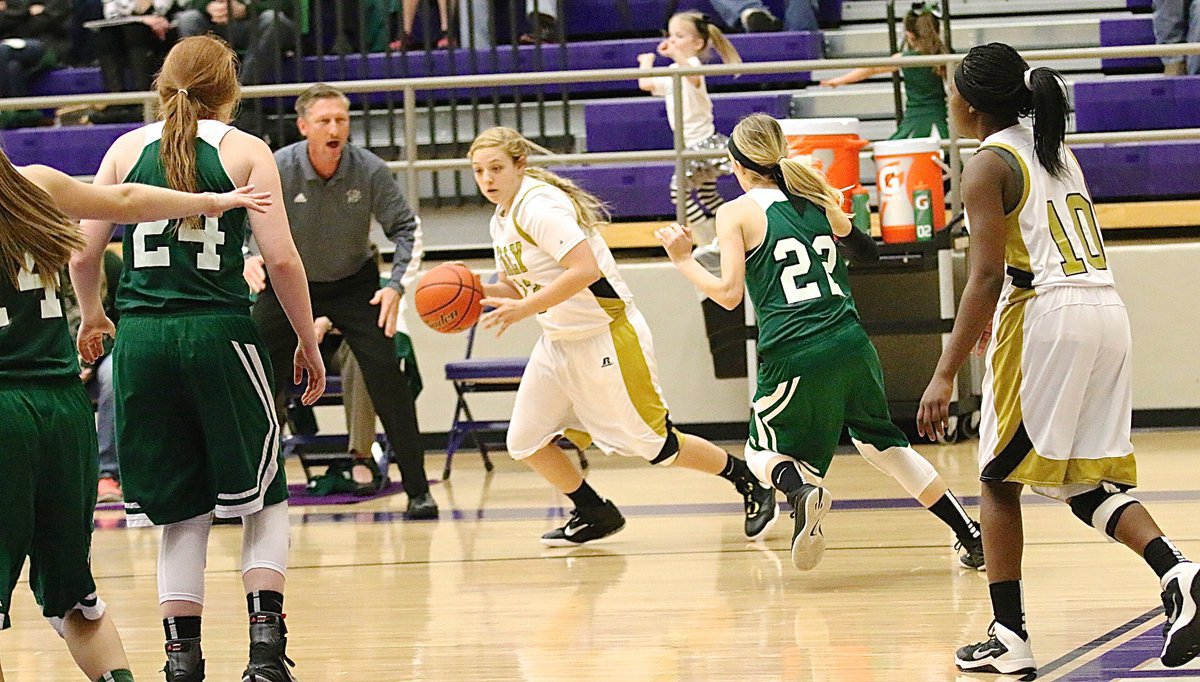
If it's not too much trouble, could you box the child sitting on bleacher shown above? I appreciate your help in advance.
[820,1,949,140]
[636,11,741,252]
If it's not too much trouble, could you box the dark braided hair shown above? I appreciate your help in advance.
[954,42,1070,178]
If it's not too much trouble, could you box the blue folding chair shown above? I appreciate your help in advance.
[442,287,588,480]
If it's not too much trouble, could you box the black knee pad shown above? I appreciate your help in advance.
[1069,486,1138,541]
[648,427,681,466]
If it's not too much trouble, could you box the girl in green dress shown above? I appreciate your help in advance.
[820,2,949,140]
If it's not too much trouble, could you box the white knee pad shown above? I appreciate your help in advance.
[853,439,939,499]
[242,501,290,576]
[158,513,213,606]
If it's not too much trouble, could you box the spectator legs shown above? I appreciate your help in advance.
[0,42,46,98]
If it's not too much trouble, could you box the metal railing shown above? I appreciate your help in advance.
[4,43,1200,224]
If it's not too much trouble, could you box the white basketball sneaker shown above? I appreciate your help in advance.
[955,621,1037,679]
[786,484,832,570]
[1161,562,1200,667]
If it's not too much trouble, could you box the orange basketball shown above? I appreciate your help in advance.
[414,263,484,333]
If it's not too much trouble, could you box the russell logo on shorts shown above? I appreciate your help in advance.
[601,357,612,368]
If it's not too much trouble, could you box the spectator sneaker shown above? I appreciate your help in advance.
[98,477,123,504]
[541,500,626,547]
[1161,562,1200,667]
[520,12,562,44]
[955,621,1037,679]
[787,483,831,570]
[740,8,781,32]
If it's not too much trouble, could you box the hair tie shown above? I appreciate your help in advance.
[177,88,189,98]
[1022,68,1035,91]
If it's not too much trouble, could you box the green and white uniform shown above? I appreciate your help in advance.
[0,256,106,630]
[114,119,286,527]
[742,188,908,483]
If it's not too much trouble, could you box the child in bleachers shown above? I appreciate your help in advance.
[820,1,949,140]
[636,11,741,252]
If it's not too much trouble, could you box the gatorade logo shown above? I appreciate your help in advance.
[879,165,904,197]
[914,193,931,212]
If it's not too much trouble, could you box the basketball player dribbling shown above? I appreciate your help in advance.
[468,126,778,546]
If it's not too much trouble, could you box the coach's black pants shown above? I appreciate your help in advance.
[253,261,429,496]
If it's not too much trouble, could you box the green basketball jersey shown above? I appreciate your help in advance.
[0,257,78,380]
[118,120,251,314]
[744,189,860,363]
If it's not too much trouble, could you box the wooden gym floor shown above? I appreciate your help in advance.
[3,429,1199,681]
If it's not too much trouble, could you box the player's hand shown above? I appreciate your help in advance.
[370,286,401,338]
[293,342,326,406]
[204,184,271,217]
[77,314,116,365]
[916,373,953,441]
[479,297,529,337]
[242,254,266,293]
[654,223,694,263]
[975,321,993,356]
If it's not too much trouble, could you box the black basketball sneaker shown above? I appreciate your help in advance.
[739,477,779,541]
[1161,562,1200,667]
[163,638,205,682]
[786,483,831,570]
[956,527,986,571]
[242,612,298,682]
[541,500,626,547]
[955,621,1037,679]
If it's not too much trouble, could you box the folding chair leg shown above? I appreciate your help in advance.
[481,448,494,473]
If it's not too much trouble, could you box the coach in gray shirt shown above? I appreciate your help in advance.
[251,83,437,520]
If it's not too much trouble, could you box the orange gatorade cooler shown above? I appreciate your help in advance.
[874,137,945,244]
[779,118,868,211]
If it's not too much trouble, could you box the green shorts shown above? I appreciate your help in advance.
[113,313,287,527]
[0,378,103,629]
[749,333,909,478]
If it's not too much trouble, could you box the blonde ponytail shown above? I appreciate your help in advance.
[469,127,611,234]
[0,149,83,289]
[731,113,845,215]
[674,11,742,65]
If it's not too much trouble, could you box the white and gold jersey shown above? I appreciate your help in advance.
[490,176,635,341]
[979,124,1115,305]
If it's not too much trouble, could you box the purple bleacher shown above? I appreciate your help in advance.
[298,31,820,103]
[1126,0,1151,9]
[0,123,138,176]
[554,162,740,218]
[1073,141,1200,199]
[25,32,819,104]
[28,67,104,97]
[1099,17,1160,71]
[1074,77,1200,132]
[584,92,791,152]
